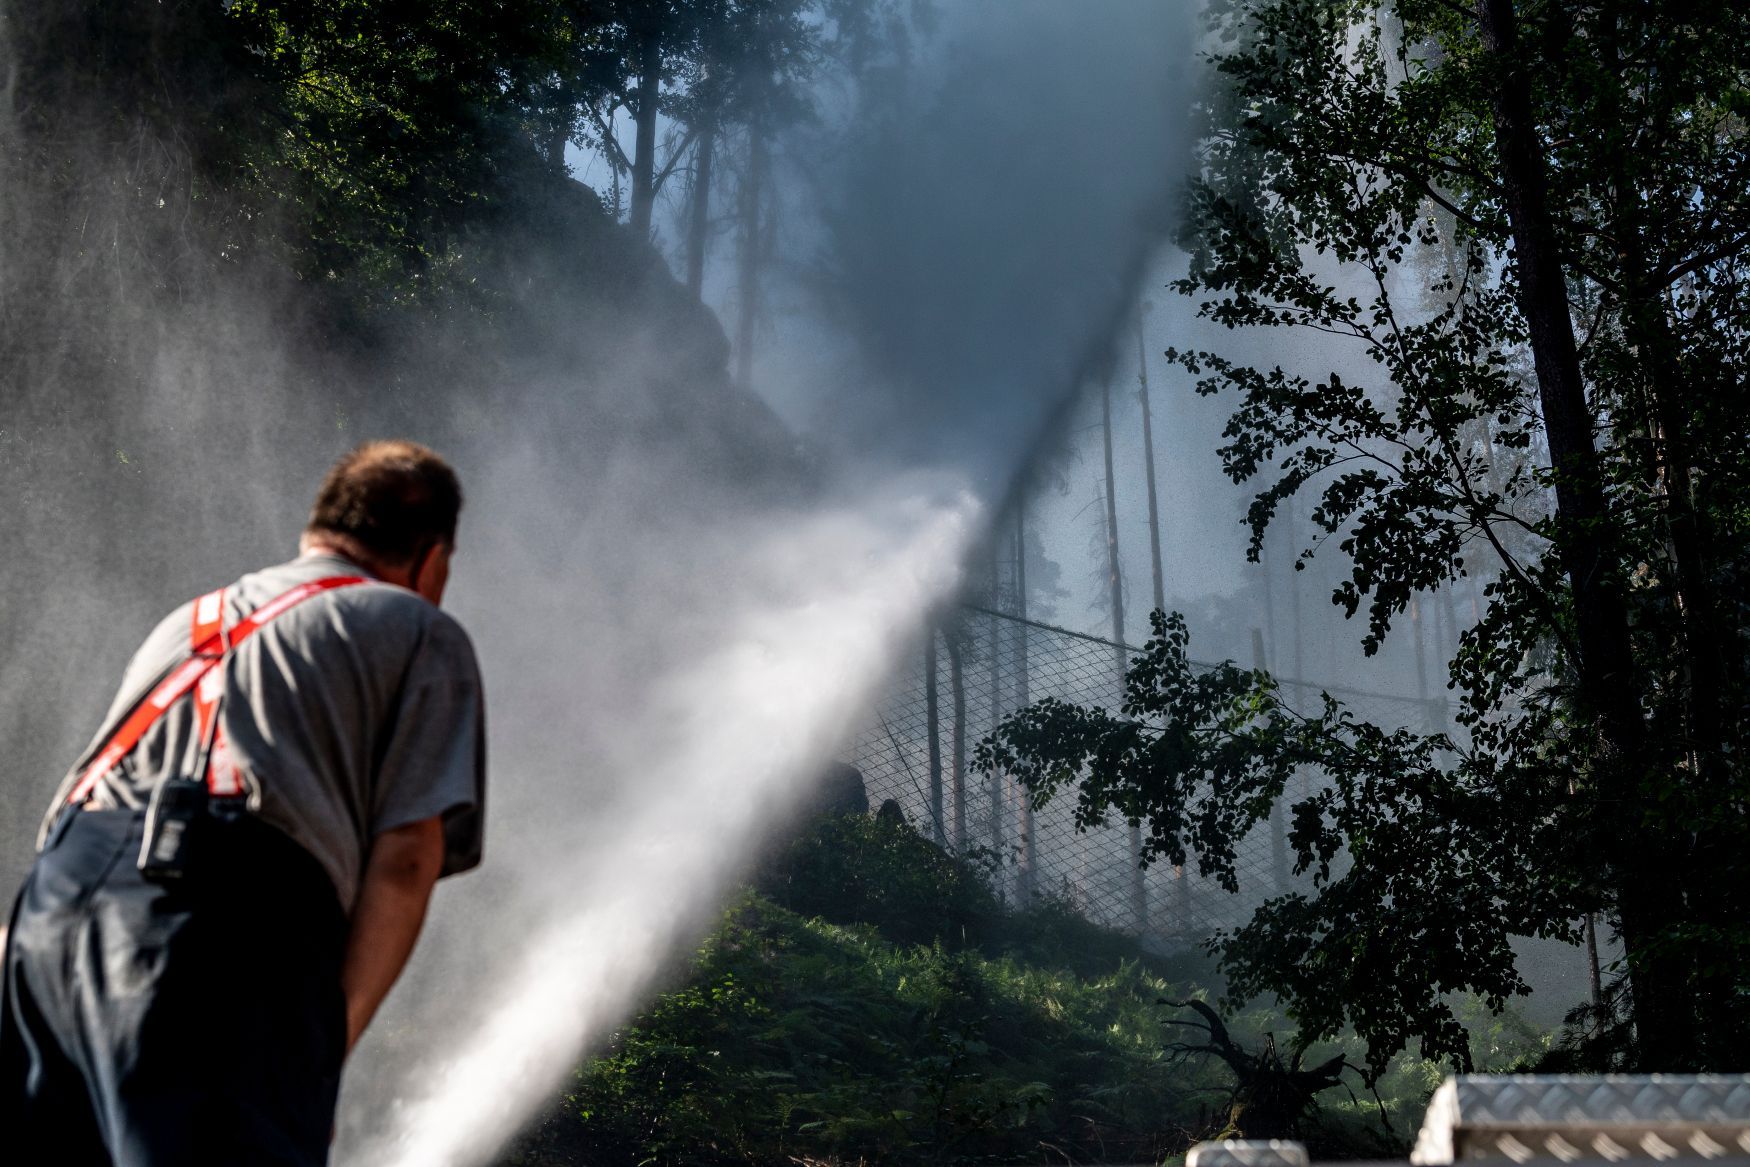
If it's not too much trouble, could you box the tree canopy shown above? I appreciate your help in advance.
[982,0,1750,1077]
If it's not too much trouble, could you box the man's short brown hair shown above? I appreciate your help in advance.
[305,440,462,564]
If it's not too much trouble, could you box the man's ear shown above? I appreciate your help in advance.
[408,540,437,594]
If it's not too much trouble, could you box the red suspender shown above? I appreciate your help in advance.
[190,587,228,785]
[190,586,228,651]
[65,576,368,805]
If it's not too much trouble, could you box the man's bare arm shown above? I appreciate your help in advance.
[341,815,446,1054]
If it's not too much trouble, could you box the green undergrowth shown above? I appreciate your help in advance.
[503,814,1431,1166]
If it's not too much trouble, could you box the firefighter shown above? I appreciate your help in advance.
[1,439,487,1164]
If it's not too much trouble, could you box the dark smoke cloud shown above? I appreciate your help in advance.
[783,0,1190,486]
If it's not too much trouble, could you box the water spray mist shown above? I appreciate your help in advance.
[343,490,978,1166]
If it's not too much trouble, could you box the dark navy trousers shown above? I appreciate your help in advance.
[0,809,348,1166]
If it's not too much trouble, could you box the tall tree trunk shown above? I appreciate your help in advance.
[1441,582,1461,671]
[628,28,661,238]
[1260,529,1278,672]
[542,118,569,174]
[1595,14,1720,771]
[926,627,943,847]
[1595,12,1733,1050]
[1101,373,1126,655]
[1101,373,1148,931]
[1290,504,1305,685]
[1258,628,1290,895]
[987,592,1005,867]
[947,630,966,852]
[1411,597,1433,731]
[1014,503,1036,905]
[1137,307,1166,617]
[1290,505,1311,825]
[734,123,766,387]
[685,126,715,298]
[1476,0,1686,1067]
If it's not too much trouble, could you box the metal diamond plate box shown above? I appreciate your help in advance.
[1412,1075,1750,1164]
[1187,1139,1311,1167]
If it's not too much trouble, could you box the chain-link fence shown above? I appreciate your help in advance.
[847,605,1454,949]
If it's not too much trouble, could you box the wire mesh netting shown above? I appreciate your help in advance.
[847,605,1455,949]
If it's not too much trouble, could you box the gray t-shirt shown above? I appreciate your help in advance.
[42,552,486,912]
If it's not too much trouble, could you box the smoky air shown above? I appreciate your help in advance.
[1,3,1198,1164]
[3,0,1638,1159]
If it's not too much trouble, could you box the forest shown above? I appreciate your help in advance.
[1,0,1747,1165]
